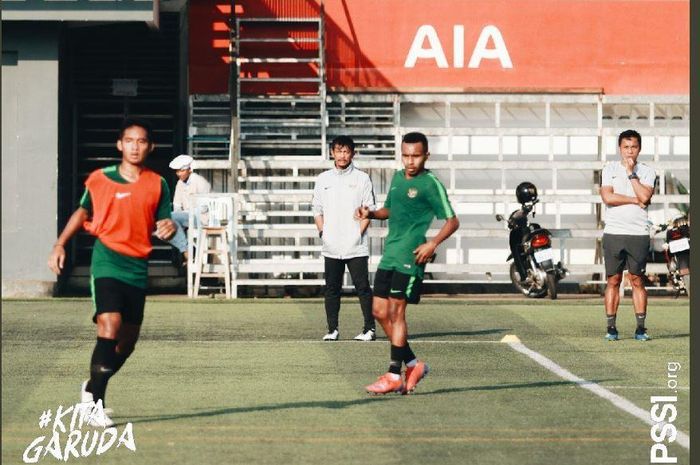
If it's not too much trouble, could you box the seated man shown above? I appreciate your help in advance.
[167,154,211,267]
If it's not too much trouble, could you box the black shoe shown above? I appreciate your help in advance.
[634,327,650,341]
[605,326,619,341]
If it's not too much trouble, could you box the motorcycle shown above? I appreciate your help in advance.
[653,216,690,297]
[496,182,568,299]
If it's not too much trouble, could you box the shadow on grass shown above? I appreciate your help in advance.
[413,379,614,396]
[113,378,612,427]
[117,396,401,427]
[408,328,510,339]
[648,333,689,340]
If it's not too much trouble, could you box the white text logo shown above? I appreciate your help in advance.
[404,25,512,69]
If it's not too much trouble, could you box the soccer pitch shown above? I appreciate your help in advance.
[2,297,689,465]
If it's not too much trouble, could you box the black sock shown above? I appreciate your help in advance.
[388,345,402,375]
[89,337,118,405]
[87,349,129,393]
[635,313,647,330]
[606,314,617,330]
[112,351,130,375]
[401,344,417,365]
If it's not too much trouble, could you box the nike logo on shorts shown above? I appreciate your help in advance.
[115,192,131,199]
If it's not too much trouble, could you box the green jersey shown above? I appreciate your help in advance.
[378,169,455,278]
[80,165,171,288]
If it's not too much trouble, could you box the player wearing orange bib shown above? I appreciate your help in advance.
[48,118,176,426]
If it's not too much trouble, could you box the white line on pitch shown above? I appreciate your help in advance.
[177,340,504,344]
[506,339,690,450]
[601,385,690,391]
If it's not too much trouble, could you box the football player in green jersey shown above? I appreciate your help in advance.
[355,132,459,394]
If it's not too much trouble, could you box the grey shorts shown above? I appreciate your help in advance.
[602,233,650,277]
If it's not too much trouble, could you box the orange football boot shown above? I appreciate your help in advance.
[365,372,404,395]
[404,361,429,394]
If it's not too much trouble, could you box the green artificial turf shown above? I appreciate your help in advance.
[2,297,689,465]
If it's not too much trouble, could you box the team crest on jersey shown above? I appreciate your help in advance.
[407,188,418,198]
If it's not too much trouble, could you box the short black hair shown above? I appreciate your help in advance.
[402,132,429,153]
[330,135,355,152]
[618,129,641,149]
[118,117,154,143]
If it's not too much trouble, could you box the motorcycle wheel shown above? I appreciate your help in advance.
[682,274,690,298]
[509,262,548,298]
[546,273,558,300]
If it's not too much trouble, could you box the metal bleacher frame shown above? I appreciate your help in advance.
[188,90,689,298]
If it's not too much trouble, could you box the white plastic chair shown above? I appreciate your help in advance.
[187,194,237,298]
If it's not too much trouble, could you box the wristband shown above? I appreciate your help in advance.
[628,173,639,180]
[319,230,323,238]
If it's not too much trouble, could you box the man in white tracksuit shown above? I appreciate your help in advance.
[312,136,377,341]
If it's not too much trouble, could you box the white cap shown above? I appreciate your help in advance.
[169,154,194,170]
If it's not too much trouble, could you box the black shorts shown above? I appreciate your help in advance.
[602,233,650,277]
[92,277,146,325]
[373,268,423,304]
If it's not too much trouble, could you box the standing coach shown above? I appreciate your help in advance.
[312,136,377,341]
[600,129,656,341]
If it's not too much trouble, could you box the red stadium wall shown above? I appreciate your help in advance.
[189,0,689,95]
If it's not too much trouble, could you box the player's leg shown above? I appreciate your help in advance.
[602,234,625,340]
[347,256,375,340]
[85,277,124,407]
[371,269,393,338]
[626,234,650,340]
[604,273,623,340]
[114,323,141,373]
[322,257,344,340]
[90,311,122,405]
[387,272,428,393]
[169,211,189,251]
[113,283,146,373]
[365,270,403,394]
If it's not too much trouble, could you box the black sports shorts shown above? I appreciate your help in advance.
[602,233,650,277]
[92,277,146,325]
[373,268,423,304]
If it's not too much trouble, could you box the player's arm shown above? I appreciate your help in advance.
[360,177,376,235]
[155,178,176,240]
[629,175,654,206]
[359,217,370,235]
[624,159,654,205]
[600,186,643,207]
[413,216,460,264]
[311,178,325,236]
[355,206,389,221]
[314,214,324,237]
[48,207,89,275]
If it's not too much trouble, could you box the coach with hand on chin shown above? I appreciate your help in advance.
[599,129,656,342]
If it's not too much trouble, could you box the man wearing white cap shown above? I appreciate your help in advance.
[168,154,211,266]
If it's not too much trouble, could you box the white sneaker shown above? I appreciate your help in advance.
[322,329,339,341]
[83,402,114,428]
[80,380,93,403]
[353,329,376,341]
[86,411,114,428]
